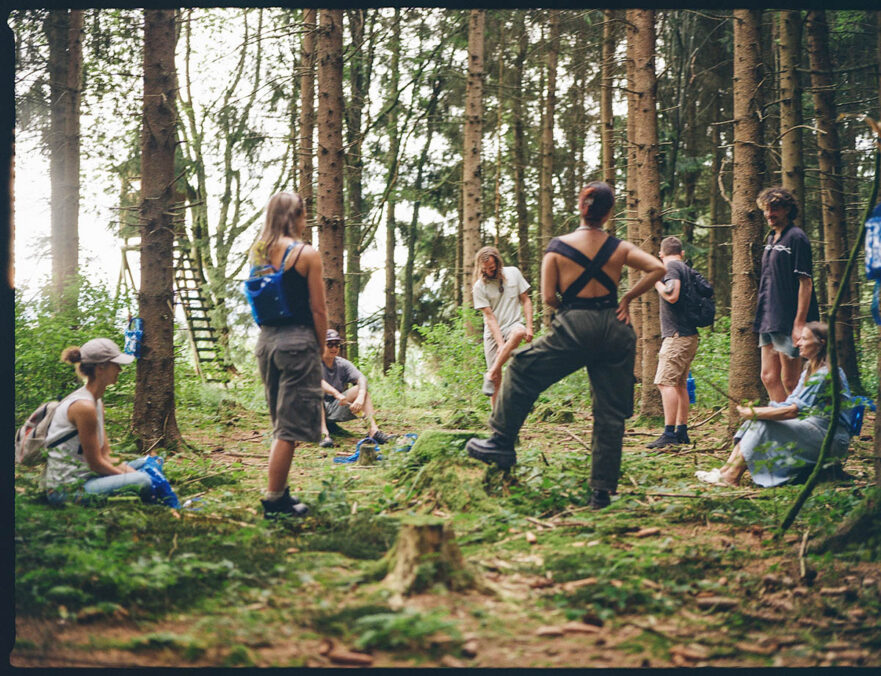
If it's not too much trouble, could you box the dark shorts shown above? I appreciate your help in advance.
[324,396,357,423]
[256,324,322,443]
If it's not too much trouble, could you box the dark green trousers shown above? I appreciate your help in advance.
[489,306,636,492]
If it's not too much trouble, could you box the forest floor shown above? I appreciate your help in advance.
[12,397,881,668]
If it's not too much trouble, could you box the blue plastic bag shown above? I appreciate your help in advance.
[141,455,181,508]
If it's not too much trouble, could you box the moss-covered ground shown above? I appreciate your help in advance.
[13,387,881,668]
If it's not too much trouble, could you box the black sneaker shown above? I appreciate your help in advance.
[372,430,393,445]
[319,436,335,448]
[261,487,309,519]
[645,433,680,449]
[677,430,691,445]
[466,437,516,470]
[590,489,611,510]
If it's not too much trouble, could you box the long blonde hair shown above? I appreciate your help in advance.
[473,246,506,287]
[250,192,305,265]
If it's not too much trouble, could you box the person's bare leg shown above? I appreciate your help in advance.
[320,405,330,440]
[719,444,747,486]
[779,351,802,396]
[658,384,679,426]
[675,384,690,426]
[486,327,527,390]
[267,439,297,493]
[760,344,786,402]
[342,386,380,436]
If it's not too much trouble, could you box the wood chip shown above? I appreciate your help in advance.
[317,638,334,656]
[562,621,601,635]
[535,626,564,637]
[819,586,848,596]
[847,608,867,621]
[736,641,776,655]
[562,577,598,592]
[440,655,467,668]
[633,527,661,538]
[525,531,538,544]
[641,578,661,590]
[327,649,374,666]
[669,644,709,661]
[462,639,479,658]
[696,596,739,610]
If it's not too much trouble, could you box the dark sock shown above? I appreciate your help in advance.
[675,424,688,437]
[664,425,676,436]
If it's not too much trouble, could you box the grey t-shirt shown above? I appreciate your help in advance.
[322,356,364,402]
[659,259,697,338]
[473,266,530,339]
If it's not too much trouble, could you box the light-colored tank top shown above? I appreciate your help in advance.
[42,387,105,489]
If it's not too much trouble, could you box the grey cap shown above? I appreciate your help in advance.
[80,338,135,365]
[326,329,342,343]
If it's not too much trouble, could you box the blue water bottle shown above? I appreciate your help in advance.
[686,371,696,404]
[124,317,144,358]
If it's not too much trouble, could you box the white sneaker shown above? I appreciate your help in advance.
[695,467,724,485]
[482,374,495,396]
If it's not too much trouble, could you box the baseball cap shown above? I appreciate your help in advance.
[326,329,343,343]
[80,338,135,365]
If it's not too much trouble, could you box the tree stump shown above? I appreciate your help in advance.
[381,517,484,596]
[357,441,378,466]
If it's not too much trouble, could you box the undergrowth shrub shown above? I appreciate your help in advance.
[15,277,135,422]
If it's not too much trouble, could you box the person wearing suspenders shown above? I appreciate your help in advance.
[466,182,665,510]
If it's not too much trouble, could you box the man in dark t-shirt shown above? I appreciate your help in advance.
[647,236,699,449]
[319,329,392,448]
[753,187,819,402]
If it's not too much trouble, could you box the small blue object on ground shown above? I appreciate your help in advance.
[333,437,381,464]
[850,396,875,436]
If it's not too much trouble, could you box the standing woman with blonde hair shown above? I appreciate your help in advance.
[250,192,327,518]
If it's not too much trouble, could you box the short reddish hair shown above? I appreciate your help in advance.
[578,182,615,223]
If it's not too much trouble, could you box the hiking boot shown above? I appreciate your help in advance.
[482,374,495,396]
[646,433,680,449]
[319,436,334,448]
[372,430,393,445]
[261,487,309,519]
[466,436,516,470]
[676,430,691,445]
[590,489,611,510]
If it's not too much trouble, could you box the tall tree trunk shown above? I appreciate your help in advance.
[631,10,663,417]
[625,10,642,381]
[316,9,346,337]
[601,9,616,234]
[729,9,766,427]
[805,10,862,393]
[778,10,806,233]
[382,9,401,373]
[707,102,732,313]
[400,77,442,369]
[298,9,316,245]
[462,9,485,310]
[511,13,531,287]
[134,9,182,449]
[539,10,560,327]
[46,9,83,302]
[344,9,368,363]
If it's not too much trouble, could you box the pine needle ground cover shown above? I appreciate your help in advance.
[13,321,881,668]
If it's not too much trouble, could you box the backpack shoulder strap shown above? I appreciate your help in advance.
[277,242,297,271]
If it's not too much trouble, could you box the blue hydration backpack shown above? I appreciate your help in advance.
[866,202,881,325]
[243,243,297,326]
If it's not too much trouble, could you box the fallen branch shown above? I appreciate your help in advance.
[799,528,810,580]
[185,512,254,528]
[562,428,591,450]
[691,407,725,429]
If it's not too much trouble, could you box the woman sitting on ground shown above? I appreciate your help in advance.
[43,338,154,505]
[696,321,854,487]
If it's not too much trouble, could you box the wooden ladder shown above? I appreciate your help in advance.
[173,244,230,384]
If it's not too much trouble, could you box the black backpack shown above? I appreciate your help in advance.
[682,265,715,328]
